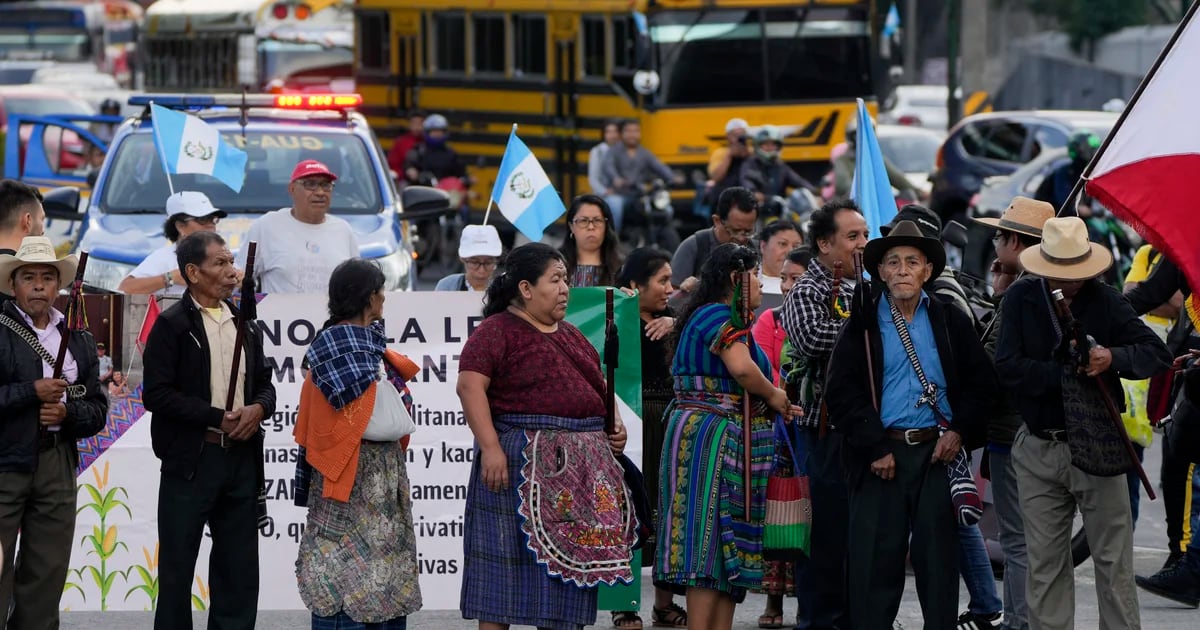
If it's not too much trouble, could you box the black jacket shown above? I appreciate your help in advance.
[825,283,997,486]
[994,276,1170,435]
[0,300,107,472]
[143,292,276,479]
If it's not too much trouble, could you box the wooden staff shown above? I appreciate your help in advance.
[1050,289,1155,499]
[818,260,847,438]
[739,268,754,521]
[54,252,88,380]
[225,242,257,411]
[853,252,879,412]
[603,287,617,434]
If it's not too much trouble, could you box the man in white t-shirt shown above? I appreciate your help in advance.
[236,160,360,294]
[118,191,226,296]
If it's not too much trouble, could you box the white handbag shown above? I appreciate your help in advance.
[361,363,416,441]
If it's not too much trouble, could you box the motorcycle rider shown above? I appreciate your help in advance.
[1035,131,1100,217]
[705,118,752,205]
[601,119,679,234]
[832,118,916,200]
[388,109,426,176]
[739,125,817,205]
[403,113,469,188]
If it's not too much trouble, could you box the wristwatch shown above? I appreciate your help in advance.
[163,272,174,289]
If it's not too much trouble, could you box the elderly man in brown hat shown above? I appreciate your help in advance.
[0,236,107,628]
[825,221,996,630]
[972,196,1054,630]
[995,216,1170,630]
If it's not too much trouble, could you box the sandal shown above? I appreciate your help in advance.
[757,612,784,629]
[612,610,643,630]
[652,603,688,628]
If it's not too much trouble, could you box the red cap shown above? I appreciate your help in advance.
[290,159,338,183]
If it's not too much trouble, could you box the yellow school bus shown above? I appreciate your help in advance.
[354,0,877,209]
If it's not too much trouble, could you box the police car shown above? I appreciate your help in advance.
[30,93,429,291]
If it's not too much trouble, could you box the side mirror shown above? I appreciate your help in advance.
[397,185,453,222]
[42,187,84,222]
[942,219,969,249]
[86,170,99,189]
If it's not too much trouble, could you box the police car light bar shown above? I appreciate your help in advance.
[128,94,363,111]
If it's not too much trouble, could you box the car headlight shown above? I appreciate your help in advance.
[373,250,412,291]
[653,189,672,211]
[84,258,135,292]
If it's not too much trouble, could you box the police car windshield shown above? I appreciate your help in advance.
[100,131,382,215]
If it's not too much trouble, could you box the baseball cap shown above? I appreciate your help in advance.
[290,159,338,183]
[882,204,941,239]
[725,118,749,134]
[458,225,502,258]
[165,191,226,219]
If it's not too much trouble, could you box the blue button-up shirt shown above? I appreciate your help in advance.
[878,292,952,429]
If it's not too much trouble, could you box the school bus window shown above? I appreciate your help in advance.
[612,16,633,70]
[433,13,466,72]
[357,11,389,72]
[762,8,871,101]
[514,15,546,77]
[581,15,605,78]
[472,14,506,74]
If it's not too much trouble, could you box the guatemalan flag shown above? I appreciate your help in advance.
[491,126,567,242]
[850,98,898,238]
[1085,4,1200,325]
[150,103,248,193]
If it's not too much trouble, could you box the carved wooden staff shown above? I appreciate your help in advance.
[738,267,754,520]
[603,287,618,434]
[225,242,257,411]
[53,252,88,380]
[819,260,847,438]
[853,252,879,412]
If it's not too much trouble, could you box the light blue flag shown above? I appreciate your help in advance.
[850,98,897,238]
[150,103,247,193]
[490,126,567,242]
[883,2,901,38]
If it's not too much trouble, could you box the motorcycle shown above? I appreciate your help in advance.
[622,179,681,252]
[407,171,465,272]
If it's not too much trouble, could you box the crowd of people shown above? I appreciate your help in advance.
[1,113,1199,630]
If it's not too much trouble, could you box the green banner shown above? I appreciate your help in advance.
[564,287,644,611]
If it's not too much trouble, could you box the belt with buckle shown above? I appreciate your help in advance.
[204,430,233,449]
[1032,428,1068,443]
[37,430,64,451]
[885,426,940,445]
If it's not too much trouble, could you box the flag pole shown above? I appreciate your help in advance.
[148,101,176,196]
[482,198,495,226]
[1058,0,1200,216]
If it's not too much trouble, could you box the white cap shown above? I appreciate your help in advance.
[725,118,749,134]
[459,225,502,258]
[165,191,226,219]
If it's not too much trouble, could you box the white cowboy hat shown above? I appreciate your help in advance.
[0,236,78,295]
[1019,217,1113,281]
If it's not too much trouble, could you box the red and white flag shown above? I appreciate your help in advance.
[137,296,160,352]
[1086,3,1200,321]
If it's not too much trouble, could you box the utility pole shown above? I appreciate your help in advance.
[947,0,962,127]
[904,0,919,82]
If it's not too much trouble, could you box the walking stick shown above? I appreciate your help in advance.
[853,252,880,412]
[818,260,847,439]
[225,242,257,411]
[603,287,618,434]
[54,252,89,380]
[1051,289,1155,499]
[736,267,754,520]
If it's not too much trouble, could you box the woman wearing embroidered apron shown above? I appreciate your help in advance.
[560,194,623,288]
[458,243,638,630]
[293,259,423,629]
[656,244,802,630]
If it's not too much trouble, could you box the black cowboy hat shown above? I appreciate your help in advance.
[862,220,946,281]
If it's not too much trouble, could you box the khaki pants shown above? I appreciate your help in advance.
[1012,427,1139,630]
[0,441,78,630]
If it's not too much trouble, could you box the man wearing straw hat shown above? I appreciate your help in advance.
[995,216,1170,630]
[972,196,1054,630]
[0,235,107,627]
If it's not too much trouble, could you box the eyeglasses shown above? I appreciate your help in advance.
[299,179,335,192]
[571,217,607,229]
[721,222,755,239]
[463,258,498,269]
[991,232,1006,244]
[186,215,220,226]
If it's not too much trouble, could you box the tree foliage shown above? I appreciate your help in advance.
[1024,0,1152,55]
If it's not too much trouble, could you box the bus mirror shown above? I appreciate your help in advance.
[398,185,453,221]
[42,187,84,221]
[633,70,660,96]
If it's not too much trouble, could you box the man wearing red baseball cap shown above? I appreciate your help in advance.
[236,159,360,293]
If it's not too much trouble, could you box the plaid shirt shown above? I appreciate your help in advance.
[780,257,854,426]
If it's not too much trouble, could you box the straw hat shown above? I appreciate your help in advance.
[0,236,78,295]
[972,196,1054,239]
[1019,217,1112,281]
[863,220,946,281]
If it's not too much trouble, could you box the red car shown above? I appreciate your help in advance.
[0,85,97,172]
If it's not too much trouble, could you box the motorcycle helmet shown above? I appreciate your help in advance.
[1067,131,1101,165]
[423,114,448,132]
[754,125,784,162]
[99,98,121,115]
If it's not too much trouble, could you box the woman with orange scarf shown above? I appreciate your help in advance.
[293,259,423,629]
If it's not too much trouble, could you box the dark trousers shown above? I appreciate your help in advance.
[847,439,958,630]
[0,442,76,630]
[1162,438,1194,554]
[155,443,260,630]
[794,432,849,630]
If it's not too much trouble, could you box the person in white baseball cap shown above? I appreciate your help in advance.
[117,191,227,296]
[436,225,503,292]
[706,118,752,205]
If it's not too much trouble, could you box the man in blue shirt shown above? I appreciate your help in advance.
[825,221,996,630]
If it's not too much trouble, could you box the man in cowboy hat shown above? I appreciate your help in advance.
[825,221,996,630]
[971,195,1054,630]
[0,236,107,627]
[995,216,1170,630]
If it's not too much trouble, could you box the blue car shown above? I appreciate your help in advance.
[9,93,426,292]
